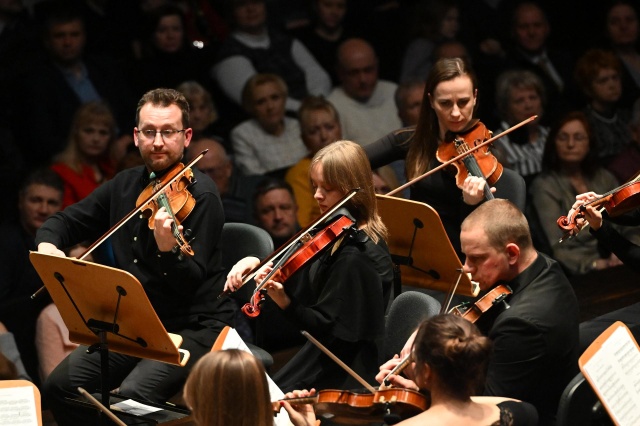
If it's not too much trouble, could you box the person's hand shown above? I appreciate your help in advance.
[37,242,66,257]
[280,389,317,426]
[571,192,603,231]
[0,321,7,333]
[607,253,623,268]
[461,176,495,205]
[255,265,290,309]
[153,207,181,252]
[223,256,261,293]
[376,355,420,391]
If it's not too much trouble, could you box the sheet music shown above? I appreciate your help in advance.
[219,328,292,426]
[0,386,38,426]
[583,325,640,426]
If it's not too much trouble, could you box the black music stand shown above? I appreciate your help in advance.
[376,195,478,297]
[29,252,190,425]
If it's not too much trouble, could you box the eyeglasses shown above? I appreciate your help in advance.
[136,129,186,141]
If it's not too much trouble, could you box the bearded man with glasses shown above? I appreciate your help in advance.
[36,88,235,425]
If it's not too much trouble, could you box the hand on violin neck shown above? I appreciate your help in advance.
[153,207,181,252]
[280,389,317,426]
[255,265,290,309]
[376,356,420,391]
[461,176,495,205]
[224,256,261,293]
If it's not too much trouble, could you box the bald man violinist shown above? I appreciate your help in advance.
[36,88,235,425]
[378,199,579,426]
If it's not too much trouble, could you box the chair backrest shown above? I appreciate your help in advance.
[556,372,613,426]
[220,222,274,302]
[384,291,441,360]
[0,380,42,426]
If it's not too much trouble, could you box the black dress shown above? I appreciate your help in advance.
[273,226,394,392]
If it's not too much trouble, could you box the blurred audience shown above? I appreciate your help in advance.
[252,177,300,249]
[286,96,341,227]
[50,101,117,208]
[574,48,633,166]
[177,80,229,149]
[608,98,640,183]
[231,74,308,177]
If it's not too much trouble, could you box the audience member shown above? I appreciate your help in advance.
[186,137,263,224]
[50,101,117,208]
[390,314,538,426]
[608,98,640,183]
[212,0,331,113]
[500,1,579,125]
[328,38,402,145]
[294,0,356,86]
[0,168,64,384]
[173,0,229,48]
[379,199,579,425]
[16,5,134,166]
[130,4,215,96]
[231,74,308,177]
[177,80,228,148]
[286,96,341,227]
[399,0,461,83]
[252,177,300,249]
[395,80,426,127]
[601,0,640,109]
[492,69,548,186]
[530,111,633,275]
[575,48,633,166]
[227,141,393,393]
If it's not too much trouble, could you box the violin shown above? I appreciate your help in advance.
[449,284,512,323]
[136,162,196,258]
[241,214,356,318]
[386,116,536,197]
[435,120,502,201]
[557,172,640,240]
[277,388,429,425]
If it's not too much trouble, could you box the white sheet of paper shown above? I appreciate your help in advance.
[111,399,163,416]
[220,328,292,426]
[0,386,38,426]
[583,325,640,426]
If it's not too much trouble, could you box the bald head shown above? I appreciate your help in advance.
[187,138,233,195]
[336,38,379,102]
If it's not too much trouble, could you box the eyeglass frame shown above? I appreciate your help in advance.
[135,128,187,141]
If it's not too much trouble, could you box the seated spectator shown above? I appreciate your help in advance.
[50,101,117,208]
[575,48,633,166]
[176,80,229,149]
[328,38,402,146]
[131,4,215,95]
[0,169,64,384]
[231,74,309,177]
[530,111,639,275]
[601,0,640,109]
[173,0,229,48]
[399,0,461,83]
[16,4,134,167]
[608,98,640,183]
[293,0,355,86]
[286,96,341,227]
[253,177,300,249]
[186,137,263,224]
[212,0,331,113]
[395,80,425,128]
[0,321,30,381]
[493,69,548,186]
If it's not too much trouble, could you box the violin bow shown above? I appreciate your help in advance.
[31,150,208,300]
[385,115,538,197]
[301,331,377,394]
[217,188,360,299]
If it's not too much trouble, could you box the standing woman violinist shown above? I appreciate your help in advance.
[365,57,526,258]
[225,140,394,392]
[36,88,235,426]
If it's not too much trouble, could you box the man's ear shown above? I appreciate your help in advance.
[505,243,520,265]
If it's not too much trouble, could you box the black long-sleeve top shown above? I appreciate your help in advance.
[35,165,235,335]
[590,209,640,272]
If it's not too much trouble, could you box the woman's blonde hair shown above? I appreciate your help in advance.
[183,349,272,426]
[56,101,116,172]
[310,140,387,243]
